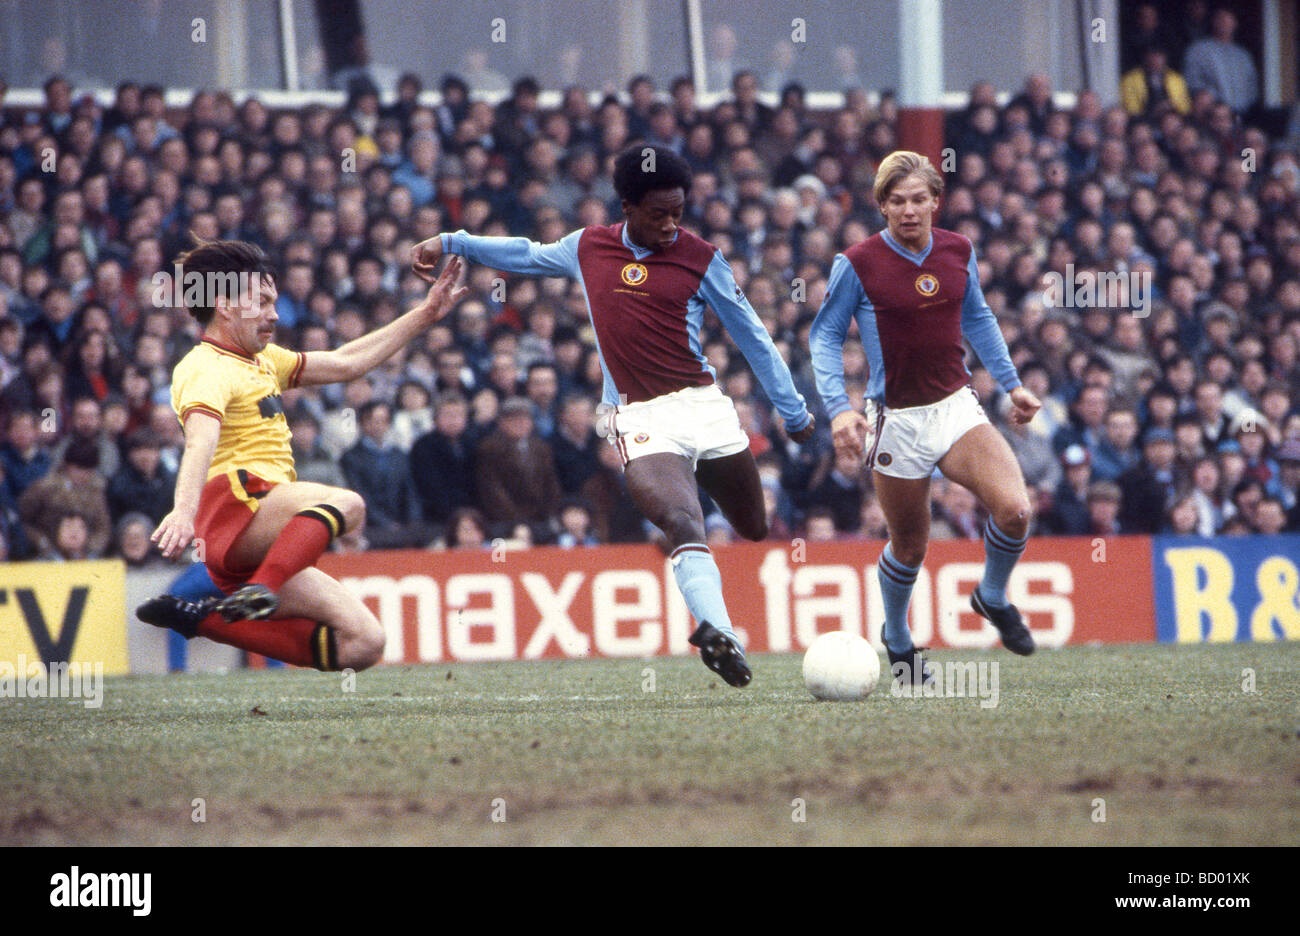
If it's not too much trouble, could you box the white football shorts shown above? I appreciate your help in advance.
[866,385,990,479]
[606,384,750,469]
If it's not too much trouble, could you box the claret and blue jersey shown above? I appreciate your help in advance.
[440,224,811,431]
[809,227,1022,418]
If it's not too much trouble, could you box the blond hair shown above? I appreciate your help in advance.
[872,150,944,206]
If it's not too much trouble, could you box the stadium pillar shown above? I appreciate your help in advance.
[1264,0,1283,107]
[1082,0,1121,106]
[214,0,250,91]
[896,0,944,171]
[618,0,651,82]
[685,0,706,94]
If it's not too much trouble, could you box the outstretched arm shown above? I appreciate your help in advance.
[299,256,468,386]
[413,229,583,280]
[698,251,814,441]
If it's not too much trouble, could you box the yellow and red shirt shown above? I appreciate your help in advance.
[171,337,306,484]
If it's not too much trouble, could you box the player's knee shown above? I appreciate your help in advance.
[358,626,386,669]
[331,490,366,535]
[891,541,928,568]
[340,621,385,671]
[994,498,1032,539]
[660,504,704,545]
[733,512,759,540]
[739,514,768,541]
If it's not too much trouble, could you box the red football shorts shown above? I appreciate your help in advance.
[194,469,277,593]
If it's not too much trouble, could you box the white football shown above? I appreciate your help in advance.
[802,631,881,701]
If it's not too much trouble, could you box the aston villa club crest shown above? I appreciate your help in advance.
[915,273,939,297]
[621,263,649,287]
[877,452,893,466]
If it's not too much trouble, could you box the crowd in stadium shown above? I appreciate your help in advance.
[0,3,1298,565]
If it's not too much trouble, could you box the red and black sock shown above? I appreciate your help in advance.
[247,504,345,592]
[197,613,339,671]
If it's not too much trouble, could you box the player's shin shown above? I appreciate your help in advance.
[878,542,920,652]
[978,517,1027,609]
[196,612,340,671]
[247,504,345,593]
[669,544,739,645]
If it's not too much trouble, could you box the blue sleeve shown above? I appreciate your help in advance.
[697,251,811,432]
[809,254,868,421]
[441,228,582,278]
[961,249,1021,392]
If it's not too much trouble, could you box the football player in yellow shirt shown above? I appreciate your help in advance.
[138,240,465,671]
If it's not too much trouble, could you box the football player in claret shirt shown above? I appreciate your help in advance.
[412,145,816,687]
[810,151,1043,687]
[138,240,467,671]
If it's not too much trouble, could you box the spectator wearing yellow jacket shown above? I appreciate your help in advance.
[1122,48,1191,116]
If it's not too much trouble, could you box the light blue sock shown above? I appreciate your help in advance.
[979,518,1027,608]
[878,542,920,653]
[670,544,738,646]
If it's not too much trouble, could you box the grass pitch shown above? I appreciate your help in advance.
[3,643,1298,845]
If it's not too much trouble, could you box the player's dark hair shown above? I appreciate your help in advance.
[172,237,275,326]
[612,145,693,205]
